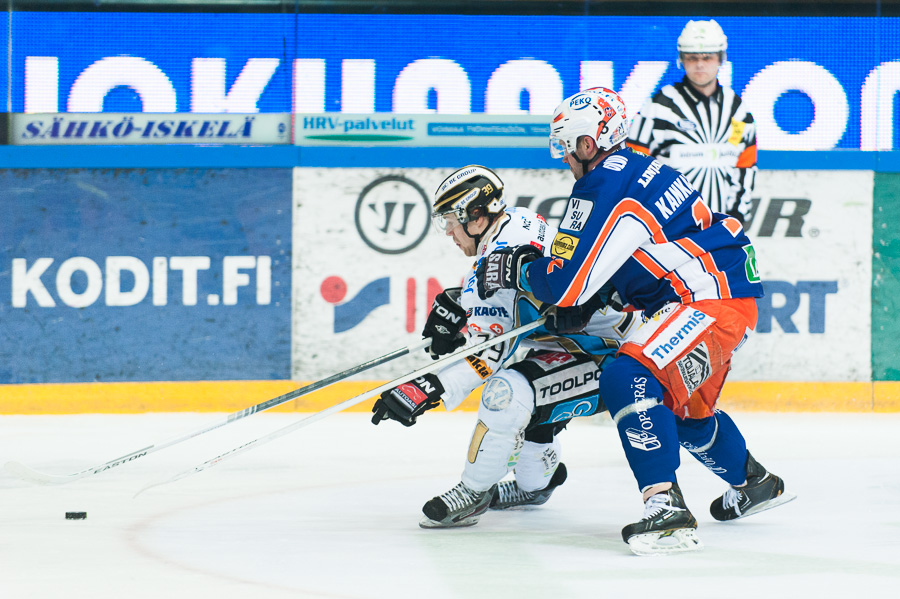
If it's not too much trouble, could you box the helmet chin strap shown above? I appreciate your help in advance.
[576,147,603,175]
[462,218,489,247]
[462,211,501,248]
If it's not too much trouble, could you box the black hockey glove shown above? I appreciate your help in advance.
[475,244,543,299]
[544,282,625,335]
[422,287,467,360]
[596,281,625,312]
[371,373,445,427]
[544,305,592,335]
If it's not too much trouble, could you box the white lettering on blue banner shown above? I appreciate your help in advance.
[11,113,291,145]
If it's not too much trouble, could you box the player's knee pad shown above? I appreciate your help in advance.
[462,370,535,491]
[677,410,748,486]
[477,369,535,433]
[514,439,561,492]
[599,355,680,491]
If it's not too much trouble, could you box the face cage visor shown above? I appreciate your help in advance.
[431,208,467,234]
[549,135,571,159]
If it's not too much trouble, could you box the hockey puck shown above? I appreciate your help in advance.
[65,512,87,520]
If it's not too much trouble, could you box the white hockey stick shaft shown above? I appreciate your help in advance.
[4,338,432,486]
[136,317,546,497]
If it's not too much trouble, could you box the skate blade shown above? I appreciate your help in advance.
[418,515,481,529]
[489,498,551,511]
[627,528,704,556]
[739,491,798,519]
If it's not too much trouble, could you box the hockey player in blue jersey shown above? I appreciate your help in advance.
[476,88,794,555]
[371,165,638,528]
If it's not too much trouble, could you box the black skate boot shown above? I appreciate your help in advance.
[710,451,796,521]
[419,482,497,529]
[490,463,568,510]
[621,483,703,556]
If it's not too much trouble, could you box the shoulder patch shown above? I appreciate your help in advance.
[560,198,593,233]
[551,233,579,260]
[728,118,746,145]
[603,155,628,171]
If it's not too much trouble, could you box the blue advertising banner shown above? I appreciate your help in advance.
[0,168,292,383]
[7,13,900,149]
[0,12,6,109]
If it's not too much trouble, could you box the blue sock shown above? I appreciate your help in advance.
[599,355,680,492]
[676,410,748,486]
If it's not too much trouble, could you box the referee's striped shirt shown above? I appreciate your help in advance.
[627,76,757,222]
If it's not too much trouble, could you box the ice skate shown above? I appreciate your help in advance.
[490,463,568,510]
[419,482,497,528]
[621,483,703,556]
[710,451,796,521]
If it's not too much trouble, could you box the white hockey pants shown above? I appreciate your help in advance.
[461,368,560,493]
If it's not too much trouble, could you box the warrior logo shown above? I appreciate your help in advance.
[354,175,430,254]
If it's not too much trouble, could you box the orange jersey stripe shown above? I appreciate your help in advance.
[691,200,713,229]
[558,199,666,307]
[664,271,694,302]
[677,238,732,299]
[722,217,743,237]
[634,249,693,302]
[633,249,667,278]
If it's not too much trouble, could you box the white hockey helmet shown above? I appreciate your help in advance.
[677,19,728,55]
[432,165,506,233]
[549,87,628,159]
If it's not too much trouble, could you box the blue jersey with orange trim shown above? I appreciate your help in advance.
[526,147,764,316]
[436,207,638,411]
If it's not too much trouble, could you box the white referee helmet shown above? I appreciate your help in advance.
[549,87,628,159]
[677,20,728,66]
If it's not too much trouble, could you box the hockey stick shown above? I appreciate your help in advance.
[135,317,547,497]
[4,338,433,486]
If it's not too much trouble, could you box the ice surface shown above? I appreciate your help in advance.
[1,411,898,599]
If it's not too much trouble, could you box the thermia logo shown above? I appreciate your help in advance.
[642,308,714,368]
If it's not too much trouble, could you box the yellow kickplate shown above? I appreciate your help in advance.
[1,380,898,414]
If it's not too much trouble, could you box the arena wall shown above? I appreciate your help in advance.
[1,147,897,413]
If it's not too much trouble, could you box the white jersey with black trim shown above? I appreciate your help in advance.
[436,206,637,411]
[627,77,757,221]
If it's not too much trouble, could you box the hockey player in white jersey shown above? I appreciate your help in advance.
[371,165,637,528]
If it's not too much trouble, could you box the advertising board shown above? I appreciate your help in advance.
[0,168,292,384]
[4,13,899,149]
[10,112,292,145]
[292,167,872,382]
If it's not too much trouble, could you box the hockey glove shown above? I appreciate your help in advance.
[544,282,625,334]
[371,373,445,427]
[544,305,592,335]
[596,281,626,313]
[475,244,543,299]
[422,287,467,360]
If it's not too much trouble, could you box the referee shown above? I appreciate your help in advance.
[627,20,757,223]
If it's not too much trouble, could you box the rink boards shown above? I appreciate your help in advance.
[1,158,898,412]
